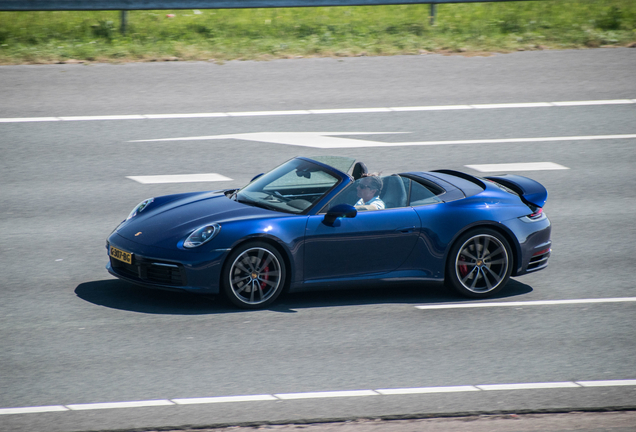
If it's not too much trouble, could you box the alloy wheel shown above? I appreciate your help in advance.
[455,234,509,294]
[228,247,282,306]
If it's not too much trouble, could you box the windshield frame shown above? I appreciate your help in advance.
[234,157,347,215]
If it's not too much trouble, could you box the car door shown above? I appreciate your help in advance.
[303,207,421,281]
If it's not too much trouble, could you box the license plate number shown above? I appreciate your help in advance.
[110,246,132,264]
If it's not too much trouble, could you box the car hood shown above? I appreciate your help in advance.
[115,192,276,249]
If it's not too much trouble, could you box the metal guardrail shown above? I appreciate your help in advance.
[0,0,538,33]
[0,0,535,10]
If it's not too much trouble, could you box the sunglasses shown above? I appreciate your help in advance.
[357,183,373,190]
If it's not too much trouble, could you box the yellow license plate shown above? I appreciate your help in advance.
[110,246,132,265]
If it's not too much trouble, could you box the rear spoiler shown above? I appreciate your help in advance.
[485,174,548,208]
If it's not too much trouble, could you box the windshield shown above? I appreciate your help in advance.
[235,159,341,214]
[309,156,356,174]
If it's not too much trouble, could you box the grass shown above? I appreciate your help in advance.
[0,0,635,64]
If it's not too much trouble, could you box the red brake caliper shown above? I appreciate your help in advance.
[458,255,468,277]
[260,266,269,289]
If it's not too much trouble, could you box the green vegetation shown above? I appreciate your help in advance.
[0,0,635,64]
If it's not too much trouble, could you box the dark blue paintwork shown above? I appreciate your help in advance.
[106,156,551,298]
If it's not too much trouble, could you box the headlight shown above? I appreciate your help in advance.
[126,198,154,221]
[184,224,221,248]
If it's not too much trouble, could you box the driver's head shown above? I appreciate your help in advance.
[356,175,383,200]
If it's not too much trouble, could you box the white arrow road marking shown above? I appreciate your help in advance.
[131,132,408,148]
[465,162,570,172]
[129,132,636,149]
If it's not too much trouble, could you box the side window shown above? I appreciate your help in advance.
[321,175,444,212]
[320,181,359,213]
[407,178,444,206]
[320,177,390,212]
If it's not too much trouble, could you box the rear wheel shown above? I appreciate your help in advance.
[446,228,512,298]
[222,242,286,309]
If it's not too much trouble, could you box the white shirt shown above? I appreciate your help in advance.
[355,196,385,210]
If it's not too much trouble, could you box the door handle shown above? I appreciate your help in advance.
[397,226,416,233]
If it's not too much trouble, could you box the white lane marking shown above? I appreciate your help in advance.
[309,108,394,114]
[465,162,569,172]
[415,298,636,310]
[0,117,60,123]
[477,382,581,391]
[66,399,174,410]
[144,113,229,119]
[376,386,479,395]
[0,405,68,415]
[58,115,146,121]
[274,390,379,400]
[471,102,554,109]
[227,110,310,116]
[577,380,636,387]
[552,99,635,106]
[130,132,636,149]
[172,395,277,405]
[3,380,636,415]
[1,99,634,123]
[392,105,473,111]
[126,173,233,184]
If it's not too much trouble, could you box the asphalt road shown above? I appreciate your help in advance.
[168,411,636,432]
[1,48,635,432]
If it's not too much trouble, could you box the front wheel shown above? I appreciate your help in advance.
[446,228,513,298]
[222,242,286,309]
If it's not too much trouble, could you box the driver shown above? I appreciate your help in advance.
[355,175,385,211]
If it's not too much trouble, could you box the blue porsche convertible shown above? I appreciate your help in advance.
[107,156,551,308]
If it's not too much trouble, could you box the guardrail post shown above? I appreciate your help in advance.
[430,3,437,25]
[120,10,128,34]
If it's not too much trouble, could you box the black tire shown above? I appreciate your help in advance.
[445,228,513,298]
[222,242,286,309]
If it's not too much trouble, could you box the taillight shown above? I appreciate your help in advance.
[528,208,543,220]
[519,207,545,223]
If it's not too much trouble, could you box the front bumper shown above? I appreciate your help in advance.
[106,233,230,294]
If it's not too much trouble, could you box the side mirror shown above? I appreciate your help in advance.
[323,204,357,226]
[250,173,264,182]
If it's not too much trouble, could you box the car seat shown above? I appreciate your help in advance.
[380,175,408,209]
[351,162,368,180]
